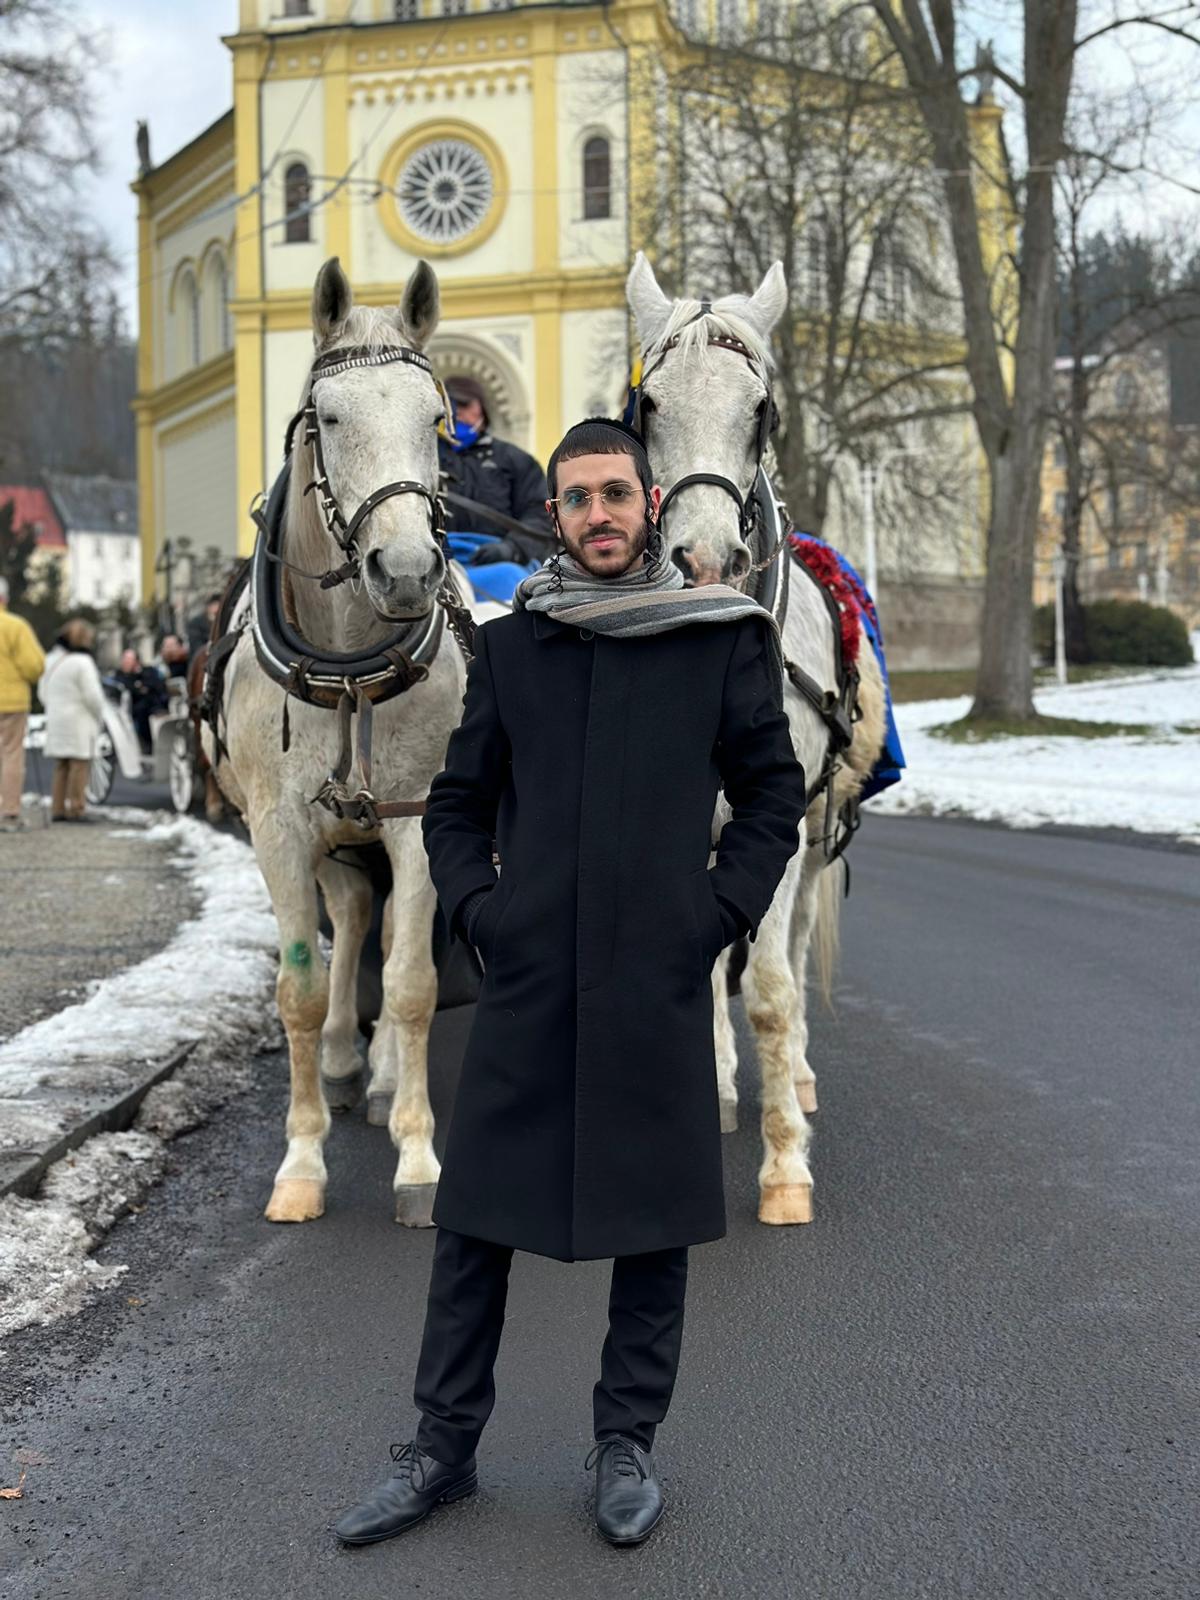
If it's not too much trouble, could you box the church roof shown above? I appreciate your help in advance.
[44,474,138,538]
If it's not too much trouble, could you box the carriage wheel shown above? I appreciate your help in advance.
[86,733,116,807]
[168,726,196,814]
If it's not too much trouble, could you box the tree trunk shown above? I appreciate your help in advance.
[972,434,1043,717]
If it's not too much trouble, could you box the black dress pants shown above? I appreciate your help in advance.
[413,1227,689,1467]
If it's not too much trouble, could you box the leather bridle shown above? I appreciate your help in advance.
[629,308,781,545]
[278,342,452,591]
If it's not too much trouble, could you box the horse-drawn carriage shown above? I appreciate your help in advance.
[197,252,900,1232]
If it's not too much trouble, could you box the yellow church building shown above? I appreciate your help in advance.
[132,0,1008,669]
[133,0,668,607]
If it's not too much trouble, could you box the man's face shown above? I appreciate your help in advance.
[120,649,138,672]
[451,395,485,430]
[547,452,663,579]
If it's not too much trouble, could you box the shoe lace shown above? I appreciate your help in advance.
[388,1440,429,1490]
[584,1437,648,1480]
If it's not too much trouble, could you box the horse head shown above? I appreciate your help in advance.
[626,251,787,589]
[292,256,446,622]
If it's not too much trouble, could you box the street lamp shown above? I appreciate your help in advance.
[1051,548,1067,686]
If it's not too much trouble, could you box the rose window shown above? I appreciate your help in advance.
[397,139,494,244]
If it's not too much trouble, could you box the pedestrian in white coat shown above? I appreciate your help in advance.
[38,618,105,823]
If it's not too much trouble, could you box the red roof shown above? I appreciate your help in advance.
[0,486,65,548]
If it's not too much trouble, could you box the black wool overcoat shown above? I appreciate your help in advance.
[421,606,808,1261]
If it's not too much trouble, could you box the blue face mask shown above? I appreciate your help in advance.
[448,416,481,452]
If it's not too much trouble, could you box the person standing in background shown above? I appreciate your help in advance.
[38,619,106,824]
[0,576,45,832]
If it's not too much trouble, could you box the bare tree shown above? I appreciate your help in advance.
[0,0,120,347]
[649,5,974,565]
[871,0,1200,720]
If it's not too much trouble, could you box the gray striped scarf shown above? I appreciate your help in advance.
[512,531,784,704]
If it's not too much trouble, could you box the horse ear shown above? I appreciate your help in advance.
[626,250,671,348]
[399,259,440,350]
[745,261,787,337]
[313,257,353,342]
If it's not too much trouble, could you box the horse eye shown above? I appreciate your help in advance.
[320,414,339,427]
[640,396,656,417]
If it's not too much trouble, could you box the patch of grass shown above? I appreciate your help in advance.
[889,670,977,703]
[930,713,1157,743]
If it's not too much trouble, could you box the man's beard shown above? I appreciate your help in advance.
[563,517,653,577]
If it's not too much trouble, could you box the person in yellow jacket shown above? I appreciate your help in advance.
[0,577,46,830]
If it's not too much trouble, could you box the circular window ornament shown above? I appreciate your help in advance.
[378,122,507,258]
[399,140,493,244]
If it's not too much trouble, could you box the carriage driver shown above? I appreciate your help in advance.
[439,374,557,566]
[333,417,808,1549]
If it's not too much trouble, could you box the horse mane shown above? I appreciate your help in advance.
[285,305,414,575]
[643,295,775,373]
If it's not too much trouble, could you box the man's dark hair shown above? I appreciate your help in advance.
[547,417,653,498]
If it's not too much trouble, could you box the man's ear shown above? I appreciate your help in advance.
[648,484,663,524]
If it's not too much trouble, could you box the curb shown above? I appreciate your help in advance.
[0,1042,196,1202]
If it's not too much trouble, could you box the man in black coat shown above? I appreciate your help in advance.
[335,419,807,1550]
[439,375,556,566]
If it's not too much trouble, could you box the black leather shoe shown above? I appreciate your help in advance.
[585,1435,664,1546]
[333,1440,477,1545]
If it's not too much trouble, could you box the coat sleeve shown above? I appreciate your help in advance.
[421,624,511,944]
[80,659,106,726]
[709,618,807,944]
[16,620,45,686]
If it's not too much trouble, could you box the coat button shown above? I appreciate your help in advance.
[579,627,594,639]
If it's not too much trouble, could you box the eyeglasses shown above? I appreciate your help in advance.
[549,482,640,522]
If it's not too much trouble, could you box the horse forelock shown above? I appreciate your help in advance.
[644,297,775,374]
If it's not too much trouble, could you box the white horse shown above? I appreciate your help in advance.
[627,253,887,1226]
[206,257,495,1226]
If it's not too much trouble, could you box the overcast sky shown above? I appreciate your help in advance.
[83,2,1198,334]
[86,2,239,328]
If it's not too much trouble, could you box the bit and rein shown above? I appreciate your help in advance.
[638,312,861,865]
[249,341,478,831]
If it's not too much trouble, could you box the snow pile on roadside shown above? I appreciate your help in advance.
[869,665,1200,837]
[0,812,278,1104]
[0,812,281,1351]
[0,1134,166,1341]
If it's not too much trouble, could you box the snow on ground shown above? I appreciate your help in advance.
[868,665,1200,838]
[0,812,281,1350]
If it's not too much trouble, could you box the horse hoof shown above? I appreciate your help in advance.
[394,1183,437,1228]
[796,1081,818,1116]
[321,1070,364,1112]
[758,1183,813,1226]
[366,1092,392,1127]
[719,1099,739,1134]
[265,1178,325,1223]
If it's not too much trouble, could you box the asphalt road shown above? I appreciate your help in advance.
[2,817,1196,1599]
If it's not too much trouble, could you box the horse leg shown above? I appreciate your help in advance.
[712,948,740,1132]
[253,826,332,1223]
[366,889,398,1126]
[315,856,371,1112]
[788,849,824,1116]
[380,828,441,1226]
[742,860,813,1226]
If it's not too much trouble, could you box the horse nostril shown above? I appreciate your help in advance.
[728,545,752,582]
[364,548,392,591]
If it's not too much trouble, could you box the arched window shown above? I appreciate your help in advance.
[205,251,232,354]
[582,135,611,221]
[185,271,201,367]
[284,162,311,244]
[804,216,835,308]
[872,228,908,323]
[218,256,232,351]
